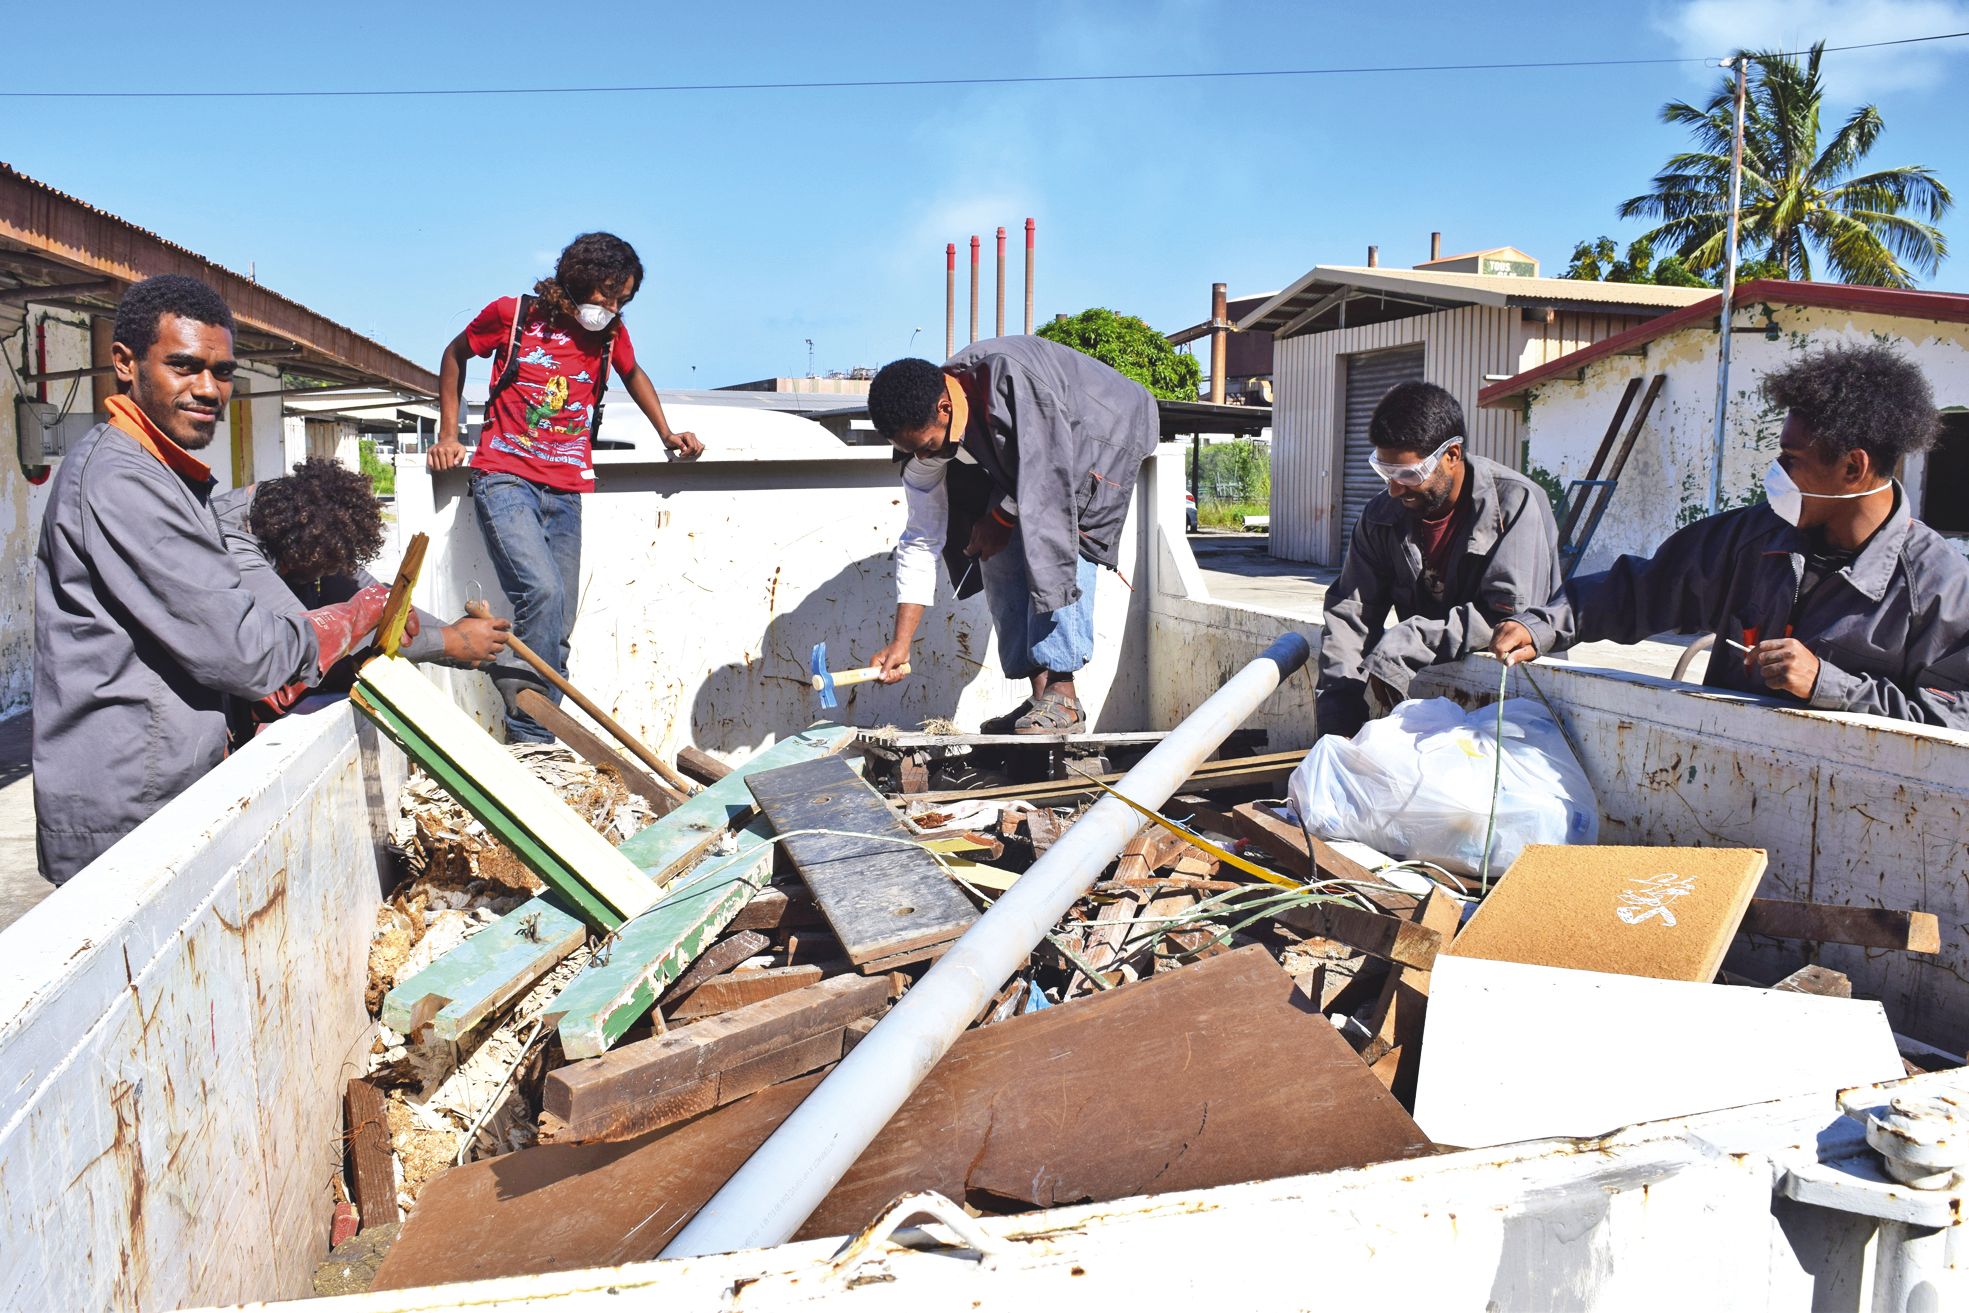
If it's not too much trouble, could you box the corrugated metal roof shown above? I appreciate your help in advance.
[1236,264,1711,338]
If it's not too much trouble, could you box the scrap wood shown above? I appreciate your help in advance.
[345,1078,398,1230]
[1360,887,1461,1104]
[374,532,429,657]
[1773,964,1853,997]
[516,689,685,815]
[1066,888,1145,997]
[669,964,827,1020]
[381,895,586,1040]
[1274,900,1443,972]
[373,948,1431,1291]
[540,974,893,1145]
[725,884,825,933]
[1738,898,1941,954]
[676,745,733,785]
[655,930,770,1008]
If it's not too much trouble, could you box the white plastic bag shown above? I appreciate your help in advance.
[1287,696,1598,878]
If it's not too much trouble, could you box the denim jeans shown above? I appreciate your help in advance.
[470,471,583,743]
[980,534,1098,678]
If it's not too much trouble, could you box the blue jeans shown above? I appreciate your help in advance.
[471,471,583,743]
[980,537,1098,679]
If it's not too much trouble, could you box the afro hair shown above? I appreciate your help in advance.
[1763,342,1941,473]
[249,457,385,581]
[867,357,947,439]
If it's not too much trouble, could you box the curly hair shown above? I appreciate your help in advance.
[113,275,235,360]
[532,232,644,325]
[1763,342,1940,471]
[248,457,385,581]
[1368,381,1464,456]
[868,357,948,438]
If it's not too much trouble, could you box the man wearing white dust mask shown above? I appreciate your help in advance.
[1488,342,1969,727]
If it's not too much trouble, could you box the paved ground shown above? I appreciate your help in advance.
[1189,531,1707,683]
[0,710,47,932]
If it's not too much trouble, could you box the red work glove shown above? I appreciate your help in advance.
[259,585,400,720]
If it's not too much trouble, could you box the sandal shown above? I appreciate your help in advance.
[1013,689,1087,735]
[979,700,1033,734]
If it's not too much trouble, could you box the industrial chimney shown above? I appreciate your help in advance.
[1430,231,1442,261]
[1367,245,1379,268]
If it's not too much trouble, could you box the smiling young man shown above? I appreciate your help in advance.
[865,336,1158,733]
[32,276,395,883]
[1314,381,1560,739]
[427,232,702,743]
[1489,343,1969,727]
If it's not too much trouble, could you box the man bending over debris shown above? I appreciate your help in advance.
[866,336,1158,733]
[214,456,511,705]
[33,276,395,883]
[1489,342,1969,728]
[1315,382,1560,738]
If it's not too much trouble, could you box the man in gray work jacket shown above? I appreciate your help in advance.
[1316,381,1560,739]
[1490,342,1969,729]
[865,337,1158,733]
[33,276,394,883]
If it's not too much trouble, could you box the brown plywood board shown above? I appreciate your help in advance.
[1449,844,1768,982]
[374,948,1431,1290]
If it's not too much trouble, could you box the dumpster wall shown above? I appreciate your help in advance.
[0,708,404,1311]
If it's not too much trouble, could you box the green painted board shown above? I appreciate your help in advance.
[354,689,625,931]
[381,893,588,1039]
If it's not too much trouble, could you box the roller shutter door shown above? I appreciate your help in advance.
[1340,346,1426,552]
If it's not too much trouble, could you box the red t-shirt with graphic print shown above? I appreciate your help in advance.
[464,296,638,492]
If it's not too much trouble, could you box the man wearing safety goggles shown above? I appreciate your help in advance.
[1489,343,1969,727]
[1315,382,1561,738]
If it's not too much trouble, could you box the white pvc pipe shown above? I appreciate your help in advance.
[663,632,1312,1258]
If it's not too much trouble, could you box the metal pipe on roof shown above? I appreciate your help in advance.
[969,235,981,344]
[995,227,1006,338]
[1209,282,1228,405]
[945,244,956,358]
[1024,218,1035,335]
[1367,245,1379,268]
[1430,231,1442,261]
[660,631,1313,1260]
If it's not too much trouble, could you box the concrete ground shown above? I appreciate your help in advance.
[1189,531,1707,683]
[0,710,47,932]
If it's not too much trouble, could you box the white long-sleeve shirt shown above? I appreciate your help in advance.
[895,446,1017,607]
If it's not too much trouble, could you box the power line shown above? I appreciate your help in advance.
[3,31,1965,100]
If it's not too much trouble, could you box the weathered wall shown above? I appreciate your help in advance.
[1516,300,1969,571]
[0,705,403,1310]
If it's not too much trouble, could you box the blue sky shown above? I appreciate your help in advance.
[6,0,1967,387]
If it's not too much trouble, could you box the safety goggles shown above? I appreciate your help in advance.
[1369,436,1462,487]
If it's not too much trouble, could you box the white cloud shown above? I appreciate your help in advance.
[1657,0,1969,96]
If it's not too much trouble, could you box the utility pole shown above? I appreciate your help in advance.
[1709,53,1749,515]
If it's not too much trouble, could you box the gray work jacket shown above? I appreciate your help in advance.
[1518,490,1969,728]
[1316,454,1561,738]
[932,336,1160,612]
[211,485,445,667]
[33,423,318,883]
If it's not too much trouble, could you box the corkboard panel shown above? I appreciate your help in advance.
[1447,845,1768,982]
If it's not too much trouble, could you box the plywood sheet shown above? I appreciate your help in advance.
[1413,955,1904,1149]
[746,755,976,967]
[1449,844,1767,982]
[374,948,1432,1290]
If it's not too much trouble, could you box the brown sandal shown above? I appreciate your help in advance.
[1013,689,1086,735]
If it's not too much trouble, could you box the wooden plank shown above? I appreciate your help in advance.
[344,1078,398,1230]
[1229,801,1382,885]
[724,884,825,933]
[1414,956,1904,1150]
[1774,964,1853,998]
[1275,900,1443,971]
[516,689,685,814]
[655,931,769,1007]
[676,745,733,785]
[1448,845,1769,983]
[899,749,1308,807]
[747,755,977,968]
[377,948,1432,1289]
[374,532,429,657]
[354,656,660,924]
[539,974,892,1144]
[1738,898,1941,954]
[380,894,587,1039]
[1360,887,1461,1104]
[668,965,825,1020]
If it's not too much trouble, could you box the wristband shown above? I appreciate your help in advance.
[990,506,1016,528]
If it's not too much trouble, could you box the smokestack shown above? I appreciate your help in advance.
[995,227,1006,338]
[945,243,956,358]
[1430,231,1442,261]
[1209,282,1228,405]
[969,235,980,345]
[1367,245,1379,268]
[1024,219,1035,335]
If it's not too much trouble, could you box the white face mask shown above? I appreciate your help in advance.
[1762,459,1892,526]
[574,303,616,333]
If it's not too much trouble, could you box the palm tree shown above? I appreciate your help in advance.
[1620,42,1952,288]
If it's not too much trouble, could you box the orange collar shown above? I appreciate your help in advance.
[105,394,214,483]
[941,372,970,451]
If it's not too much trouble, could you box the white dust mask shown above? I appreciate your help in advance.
[574,304,616,333]
[1762,460,1891,526]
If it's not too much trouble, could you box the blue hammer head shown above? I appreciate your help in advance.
[810,641,837,709]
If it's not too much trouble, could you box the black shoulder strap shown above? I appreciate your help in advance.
[590,323,617,443]
[484,293,534,409]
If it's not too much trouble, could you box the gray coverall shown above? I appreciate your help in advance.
[1516,492,1969,728]
[1316,454,1561,738]
[33,423,318,883]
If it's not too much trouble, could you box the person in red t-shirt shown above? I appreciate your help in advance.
[427,231,703,742]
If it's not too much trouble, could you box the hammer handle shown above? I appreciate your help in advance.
[814,662,908,691]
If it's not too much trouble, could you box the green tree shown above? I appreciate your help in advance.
[1619,41,1951,287]
[1564,234,1783,287]
[1036,307,1201,400]
[358,438,395,496]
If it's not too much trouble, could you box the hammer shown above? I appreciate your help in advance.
[810,641,907,710]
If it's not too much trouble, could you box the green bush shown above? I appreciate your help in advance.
[358,438,396,497]
[1037,307,1201,400]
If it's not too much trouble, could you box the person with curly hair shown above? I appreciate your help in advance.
[425,232,702,742]
[211,457,510,700]
[1489,341,1969,727]
[32,277,398,883]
